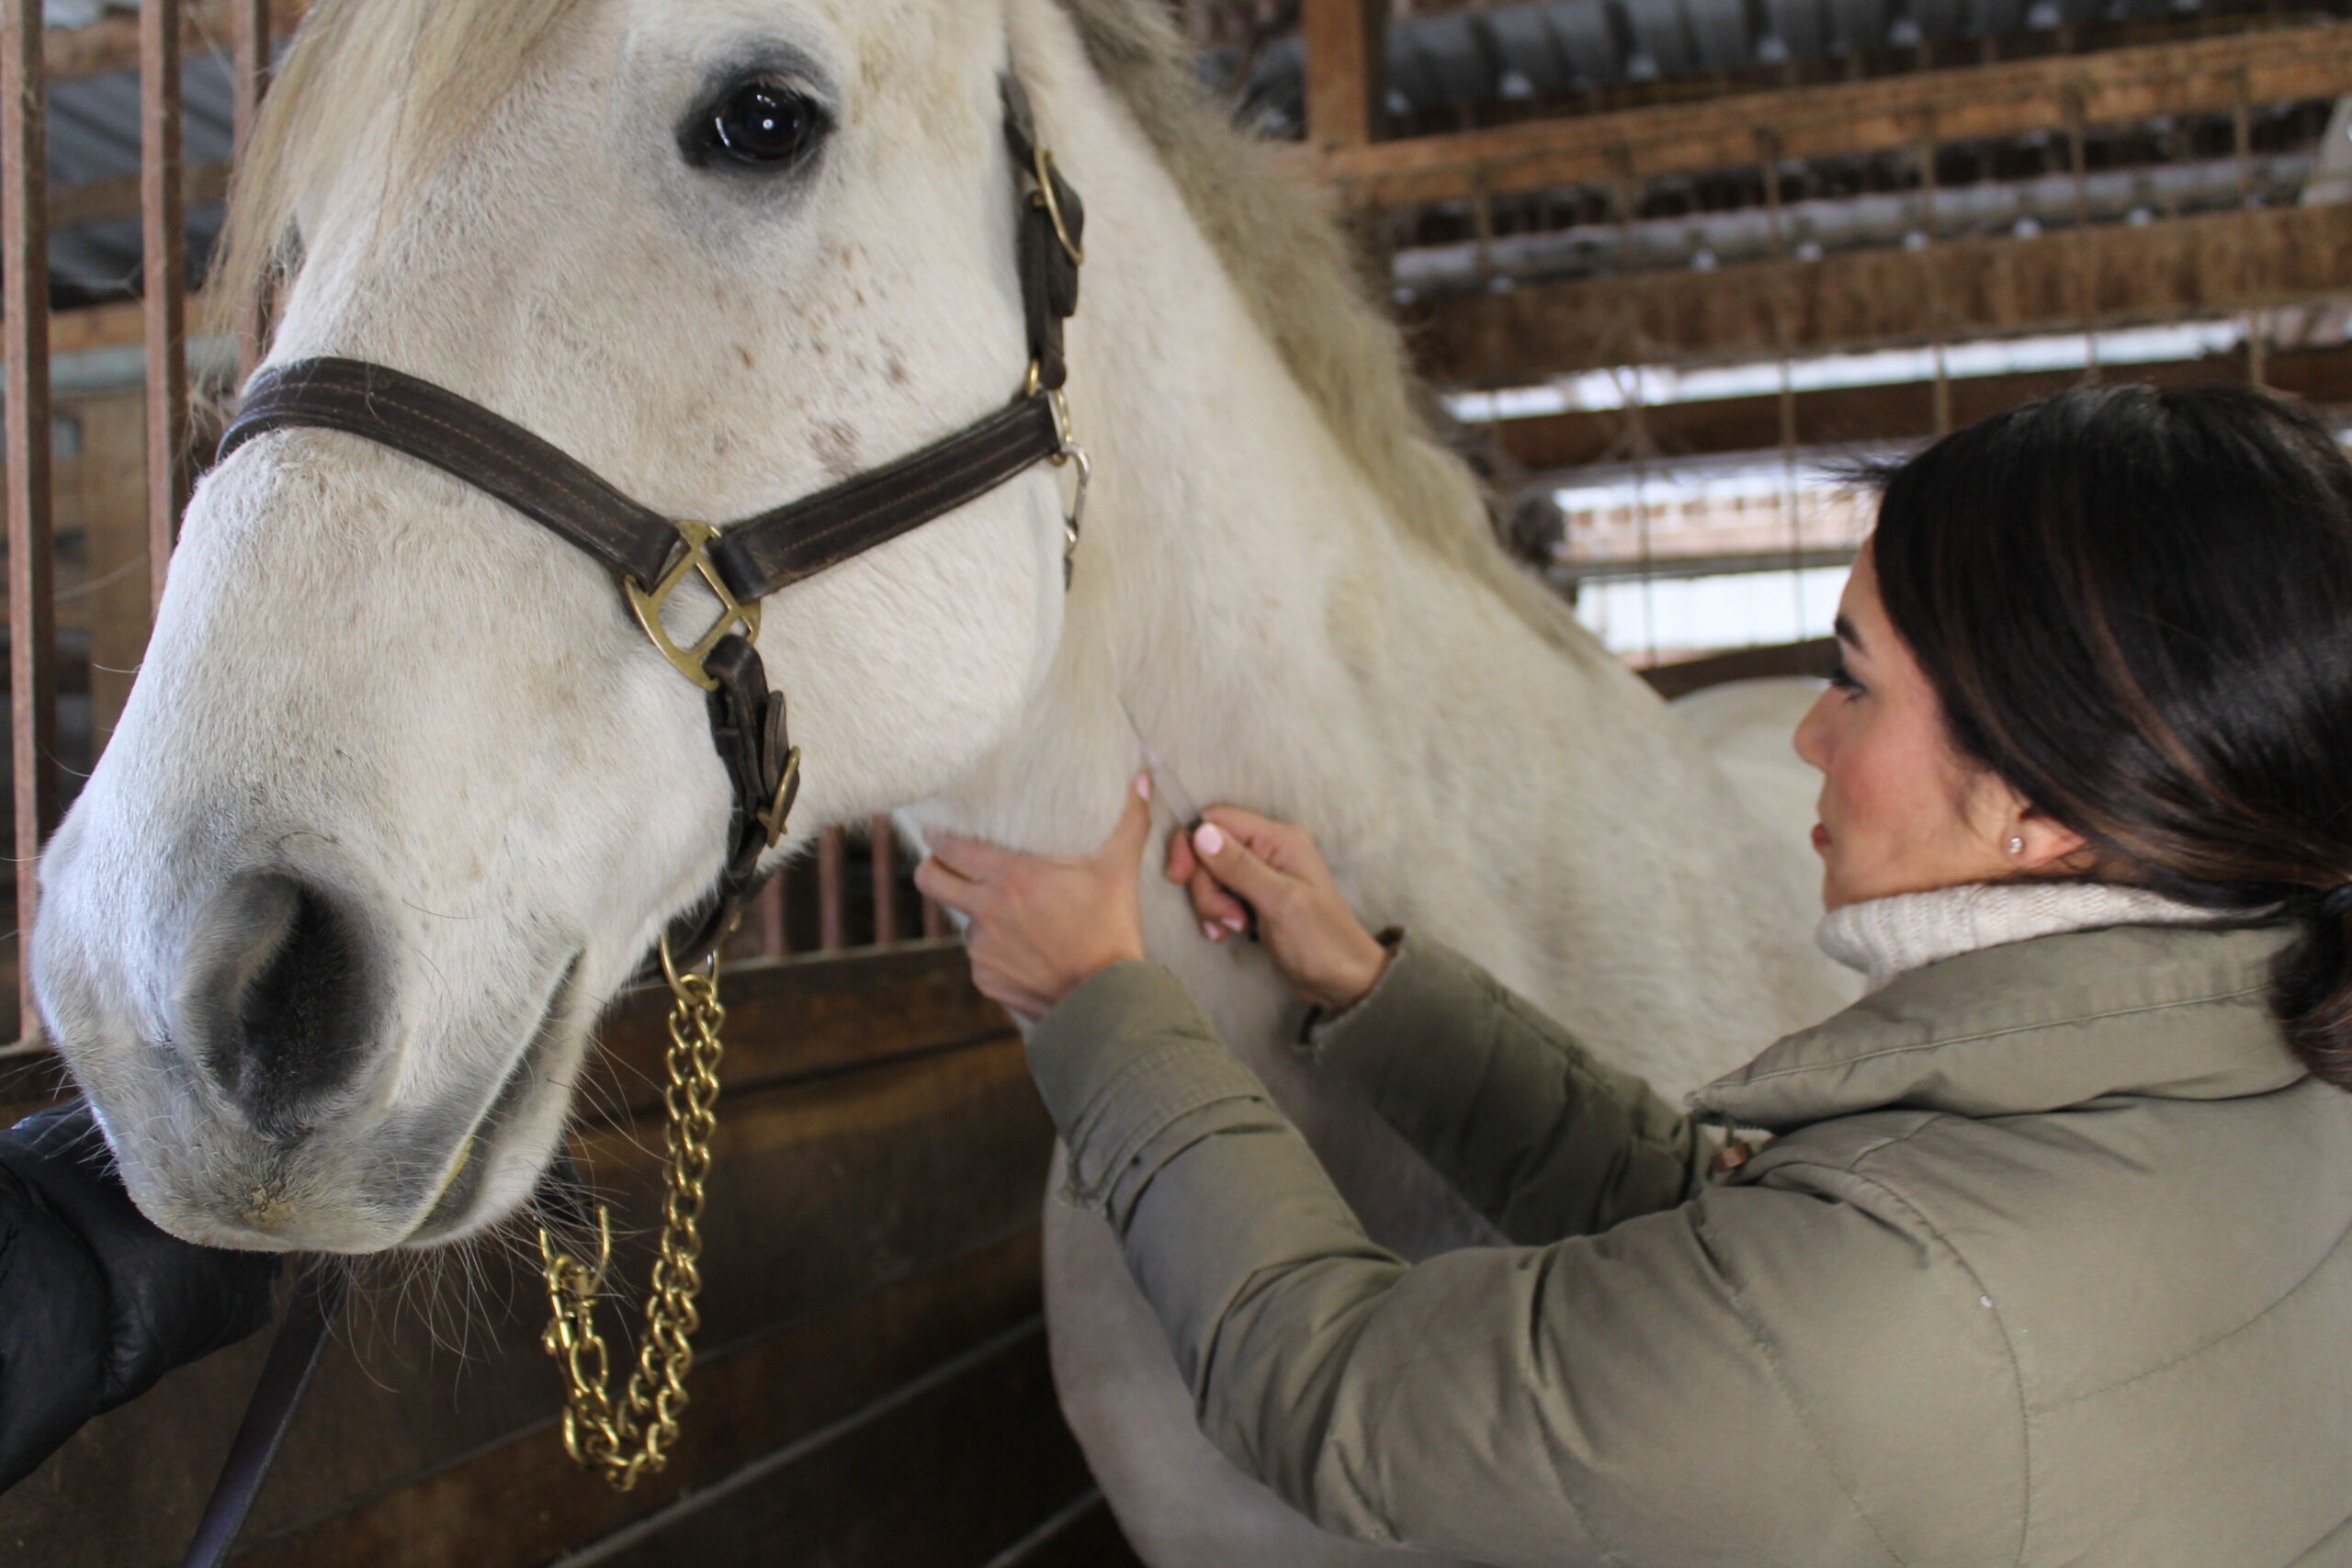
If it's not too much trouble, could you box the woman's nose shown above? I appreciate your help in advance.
[1792,688,1836,772]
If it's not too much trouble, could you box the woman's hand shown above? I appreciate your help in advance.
[914,776,1155,1022]
[1166,807,1390,1012]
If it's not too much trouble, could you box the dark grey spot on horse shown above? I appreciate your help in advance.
[813,420,860,479]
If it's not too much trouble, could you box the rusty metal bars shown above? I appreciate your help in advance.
[229,0,269,379]
[4,0,55,1036]
[868,814,897,945]
[816,826,846,951]
[141,0,187,612]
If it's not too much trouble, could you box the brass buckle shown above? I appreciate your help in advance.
[1030,145,1083,268]
[757,745,803,849]
[624,520,761,693]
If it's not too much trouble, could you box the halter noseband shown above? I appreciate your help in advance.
[214,76,1088,968]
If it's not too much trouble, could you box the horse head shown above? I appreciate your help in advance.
[34,0,1082,1251]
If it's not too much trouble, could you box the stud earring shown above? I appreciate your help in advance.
[2007,835,2025,855]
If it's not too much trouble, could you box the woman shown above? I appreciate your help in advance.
[916,382,2352,1566]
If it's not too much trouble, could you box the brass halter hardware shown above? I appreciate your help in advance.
[624,520,763,692]
[537,932,726,1492]
[758,744,804,849]
[1032,145,1083,267]
[1025,369,1091,580]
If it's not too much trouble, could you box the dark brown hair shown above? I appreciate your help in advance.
[1867,382,2352,1089]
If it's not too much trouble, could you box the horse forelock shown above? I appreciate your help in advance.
[208,0,593,348]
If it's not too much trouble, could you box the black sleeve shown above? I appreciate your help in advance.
[0,1100,280,1493]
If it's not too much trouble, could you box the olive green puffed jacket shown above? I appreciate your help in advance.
[1027,921,2352,1567]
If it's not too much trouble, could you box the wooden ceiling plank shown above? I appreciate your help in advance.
[1304,22,2352,207]
[1488,341,2352,474]
[1416,201,2352,383]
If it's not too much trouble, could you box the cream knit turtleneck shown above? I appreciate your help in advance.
[1815,881,2224,992]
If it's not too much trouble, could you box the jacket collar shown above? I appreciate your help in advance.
[1691,922,2310,1132]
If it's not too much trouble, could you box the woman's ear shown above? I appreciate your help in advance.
[2003,807,2093,876]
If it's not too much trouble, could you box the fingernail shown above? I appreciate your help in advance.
[1136,772,1152,801]
[1194,822,1226,857]
[1219,915,1246,933]
[1201,919,1223,942]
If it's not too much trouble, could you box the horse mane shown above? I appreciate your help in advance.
[1047,0,1597,660]
[209,0,1593,661]
[206,0,589,348]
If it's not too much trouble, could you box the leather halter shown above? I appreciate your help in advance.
[214,77,1087,967]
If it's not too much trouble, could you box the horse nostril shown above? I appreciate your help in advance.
[187,871,376,1138]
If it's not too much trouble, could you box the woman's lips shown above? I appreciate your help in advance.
[1811,823,1831,852]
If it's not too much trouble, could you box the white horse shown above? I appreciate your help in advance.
[31,0,1849,1562]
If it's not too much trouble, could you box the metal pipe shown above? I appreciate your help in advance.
[817,827,846,952]
[229,0,269,380]
[4,0,56,1036]
[869,815,897,947]
[141,0,187,610]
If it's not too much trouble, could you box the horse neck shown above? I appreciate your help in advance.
[925,30,1838,1080]
[937,107,1430,859]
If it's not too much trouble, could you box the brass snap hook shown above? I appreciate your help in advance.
[1044,388,1090,578]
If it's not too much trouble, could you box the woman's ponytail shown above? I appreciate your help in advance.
[2272,890,2352,1089]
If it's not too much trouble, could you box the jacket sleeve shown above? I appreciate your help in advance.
[0,1100,280,1494]
[1304,934,1713,1241]
[1029,964,2026,1568]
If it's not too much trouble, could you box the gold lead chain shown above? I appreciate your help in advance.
[537,939,727,1492]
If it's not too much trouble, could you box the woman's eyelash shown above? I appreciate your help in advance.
[1826,660,1864,694]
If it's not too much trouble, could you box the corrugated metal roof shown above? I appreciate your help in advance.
[27,0,2270,299]
[1214,0,2232,133]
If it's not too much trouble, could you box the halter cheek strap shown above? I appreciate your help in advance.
[213,76,1087,968]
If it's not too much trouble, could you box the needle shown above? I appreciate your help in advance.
[1118,696,1258,940]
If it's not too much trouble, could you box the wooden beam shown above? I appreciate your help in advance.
[1416,201,2352,383]
[1302,0,1387,151]
[47,158,229,229]
[1306,21,2352,209]
[43,0,306,83]
[1488,341,2352,472]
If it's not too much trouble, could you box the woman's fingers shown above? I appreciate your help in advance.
[1189,819,1292,908]
[913,852,981,914]
[926,830,1013,882]
[1091,777,1155,874]
[1185,867,1252,941]
[1164,827,1198,885]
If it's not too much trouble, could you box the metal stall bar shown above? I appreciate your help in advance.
[4,0,56,1037]
[754,870,788,957]
[230,0,269,380]
[817,825,846,951]
[869,814,897,945]
[143,0,187,609]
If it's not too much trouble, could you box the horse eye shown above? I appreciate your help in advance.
[709,80,825,166]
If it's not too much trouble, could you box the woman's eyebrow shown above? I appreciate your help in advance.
[1835,613,1866,653]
